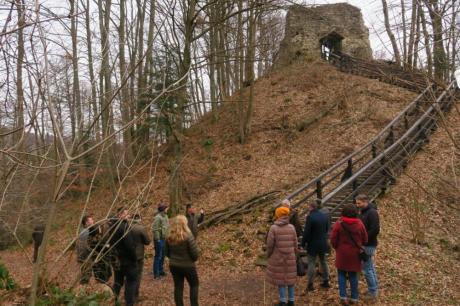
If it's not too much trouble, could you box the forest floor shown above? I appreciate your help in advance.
[1,62,459,305]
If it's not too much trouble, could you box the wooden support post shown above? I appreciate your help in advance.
[372,143,377,158]
[389,125,395,144]
[316,179,323,206]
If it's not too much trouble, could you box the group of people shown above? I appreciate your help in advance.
[266,194,380,306]
[75,203,204,306]
[31,194,379,306]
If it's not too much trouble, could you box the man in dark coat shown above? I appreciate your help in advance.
[32,224,45,263]
[301,202,330,291]
[185,204,204,238]
[111,207,139,306]
[356,194,380,300]
[131,213,151,302]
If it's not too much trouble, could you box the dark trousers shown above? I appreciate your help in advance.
[113,262,139,306]
[170,265,199,306]
[79,260,93,284]
[79,258,112,284]
[93,259,112,283]
[33,241,41,263]
[135,259,144,300]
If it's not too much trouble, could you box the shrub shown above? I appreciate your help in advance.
[0,262,16,291]
[36,285,112,306]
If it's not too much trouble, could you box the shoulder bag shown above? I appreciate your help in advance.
[340,222,369,262]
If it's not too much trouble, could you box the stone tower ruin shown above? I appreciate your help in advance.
[276,3,372,67]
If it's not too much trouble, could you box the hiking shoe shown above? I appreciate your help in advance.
[274,302,286,306]
[349,299,358,305]
[287,301,295,306]
[320,281,330,288]
[307,283,314,291]
[339,298,349,305]
[363,293,378,303]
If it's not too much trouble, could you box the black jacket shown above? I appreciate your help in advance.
[289,209,303,237]
[110,220,138,264]
[301,209,330,256]
[32,225,45,245]
[359,205,380,247]
[186,213,204,238]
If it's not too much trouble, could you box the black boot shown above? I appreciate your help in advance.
[320,280,330,288]
[287,301,295,306]
[307,283,314,291]
[274,303,286,306]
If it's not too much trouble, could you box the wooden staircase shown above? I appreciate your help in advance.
[284,53,458,224]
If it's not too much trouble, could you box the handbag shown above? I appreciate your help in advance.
[296,256,306,276]
[340,222,369,262]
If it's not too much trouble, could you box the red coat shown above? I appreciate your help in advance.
[330,216,368,272]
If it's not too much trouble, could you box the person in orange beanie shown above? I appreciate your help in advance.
[275,207,290,219]
[266,206,298,306]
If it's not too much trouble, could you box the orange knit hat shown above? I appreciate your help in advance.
[275,207,290,219]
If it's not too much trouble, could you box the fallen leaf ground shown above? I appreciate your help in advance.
[1,63,459,305]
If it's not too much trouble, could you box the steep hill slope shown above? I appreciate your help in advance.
[126,60,416,218]
[2,60,438,305]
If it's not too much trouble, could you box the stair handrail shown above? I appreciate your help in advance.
[286,81,432,206]
[322,80,456,213]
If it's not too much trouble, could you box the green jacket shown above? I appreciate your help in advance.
[165,233,199,268]
[152,213,169,241]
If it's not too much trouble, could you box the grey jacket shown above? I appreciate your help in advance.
[152,212,169,241]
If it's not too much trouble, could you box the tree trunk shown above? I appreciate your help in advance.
[407,0,417,68]
[136,0,149,150]
[15,0,25,149]
[424,0,447,80]
[97,0,117,192]
[382,0,402,65]
[82,0,100,141]
[169,0,196,216]
[412,5,421,69]
[242,3,257,144]
[70,0,82,141]
[118,0,133,162]
[419,5,433,77]
[401,0,407,65]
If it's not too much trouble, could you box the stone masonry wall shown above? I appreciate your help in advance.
[276,3,372,67]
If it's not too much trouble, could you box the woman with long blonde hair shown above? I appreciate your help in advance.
[166,215,200,306]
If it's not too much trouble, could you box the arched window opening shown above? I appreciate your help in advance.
[320,32,344,60]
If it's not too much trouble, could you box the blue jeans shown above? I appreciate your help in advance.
[337,270,358,300]
[153,240,165,277]
[278,285,295,303]
[362,246,378,296]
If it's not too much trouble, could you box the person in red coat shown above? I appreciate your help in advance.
[330,204,368,305]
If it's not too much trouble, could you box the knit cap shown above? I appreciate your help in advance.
[275,207,290,219]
